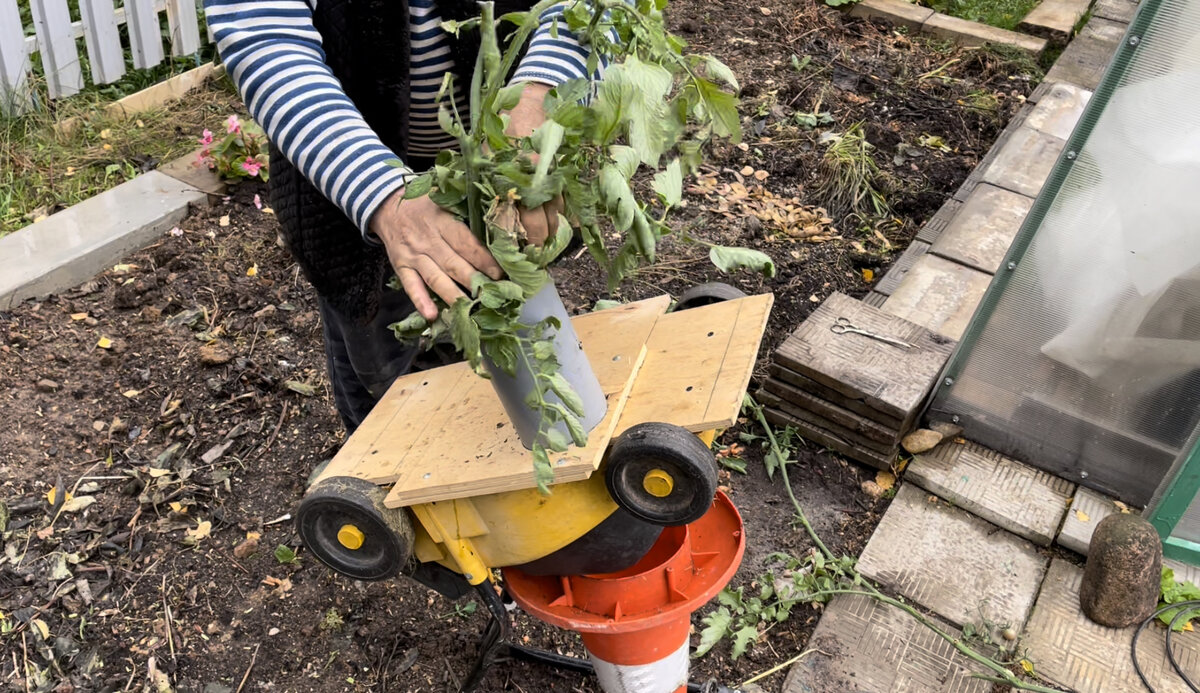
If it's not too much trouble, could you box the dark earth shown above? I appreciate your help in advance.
[0,0,1042,690]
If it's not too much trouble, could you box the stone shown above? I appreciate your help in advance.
[0,172,207,310]
[198,344,233,366]
[782,593,992,693]
[850,0,934,30]
[1092,0,1140,24]
[928,420,963,438]
[1057,485,1123,555]
[773,292,955,425]
[874,240,930,296]
[930,184,1033,274]
[1022,559,1200,693]
[921,13,1049,54]
[1024,82,1092,140]
[1019,0,1092,41]
[861,479,885,498]
[908,440,1076,546]
[762,405,898,471]
[901,429,943,454]
[35,379,60,393]
[978,126,1066,198]
[1044,17,1127,90]
[882,254,993,340]
[1079,514,1162,628]
[858,484,1048,631]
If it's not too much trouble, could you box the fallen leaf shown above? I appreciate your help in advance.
[136,119,145,128]
[147,468,172,478]
[70,312,88,321]
[1074,509,1090,523]
[219,215,230,227]
[31,619,50,640]
[285,380,317,396]
[246,264,258,277]
[123,389,141,398]
[262,207,275,215]
[862,268,875,282]
[97,336,113,349]
[186,520,212,543]
[46,486,68,506]
[1020,659,1035,675]
[875,470,895,491]
[1185,621,1195,632]
[169,502,186,514]
[61,496,96,513]
[102,143,112,151]
[759,6,772,14]
[1114,500,1131,514]
[753,170,769,181]
[99,128,112,139]
[737,143,749,151]
[262,575,293,598]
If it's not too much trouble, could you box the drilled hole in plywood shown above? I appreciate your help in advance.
[422,473,431,479]
[707,331,714,337]
[612,354,621,362]
[686,386,694,392]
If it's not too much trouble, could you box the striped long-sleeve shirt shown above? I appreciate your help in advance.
[204,0,594,237]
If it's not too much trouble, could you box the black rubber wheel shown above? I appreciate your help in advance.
[605,422,719,526]
[672,282,747,312]
[295,476,414,581]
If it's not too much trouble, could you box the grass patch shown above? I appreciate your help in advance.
[1,76,244,236]
[815,122,890,219]
[923,0,1039,30]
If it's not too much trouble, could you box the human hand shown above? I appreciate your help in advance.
[505,82,565,246]
[370,190,503,321]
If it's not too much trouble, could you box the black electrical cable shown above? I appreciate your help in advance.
[1168,604,1200,692]
[1133,600,1200,693]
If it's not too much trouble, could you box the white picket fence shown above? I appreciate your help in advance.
[0,0,208,116]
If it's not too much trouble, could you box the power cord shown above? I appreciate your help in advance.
[1132,600,1200,693]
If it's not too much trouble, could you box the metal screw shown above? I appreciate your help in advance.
[1129,35,1140,46]
[423,473,431,479]
[1080,471,1090,479]
[952,415,961,424]
[463,573,473,581]
[944,377,955,386]
[1066,150,1077,160]
[1007,261,1017,270]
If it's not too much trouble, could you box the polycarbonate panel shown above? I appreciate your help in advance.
[930,0,1200,506]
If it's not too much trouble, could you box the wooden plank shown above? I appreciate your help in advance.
[0,0,32,116]
[311,295,668,505]
[616,292,774,435]
[30,0,84,98]
[759,396,898,471]
[79,0,126,85]
[763,377,900,444]
[768,363,905,430]
[165,0,200,56]
[125,0,164,70]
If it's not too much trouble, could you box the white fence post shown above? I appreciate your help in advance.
[0,0,32,116]
[30,0,84,98]
[79,0,126,85]
[125,0,165,70]
[166,0,201,57]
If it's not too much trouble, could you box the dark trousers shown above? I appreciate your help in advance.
[317,275,456,434]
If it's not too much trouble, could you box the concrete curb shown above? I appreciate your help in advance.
[850,0,1049,55]
[0,170,209,310]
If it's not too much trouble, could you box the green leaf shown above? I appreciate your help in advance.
[562,411,588,447]
[532,443,554,494]
[592,299,623,312]
[532,340,556,361]
[695,78,742,142]
[545,428,570,453]
[709,245,776,278]
[730,625,758,660]
[482,334,520,376]
[496,82,528,112]
[389,312,429,340]
[651,158,683,207]
[487,223,548,296]
[403,173,434,199]
[609,145,641,180]
[598,165,638,233]
[704,56,740,93]
[449,298,482,370]
[274,544,298,564]
[479,280,523,309]
[693,607,732,658]
[546,372,586,417]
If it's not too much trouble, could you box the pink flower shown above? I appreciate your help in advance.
[253,194,263,210]
[240,157,262,177]
[199,128,213,146]
[226,115,241,134]
[196,148,215,169]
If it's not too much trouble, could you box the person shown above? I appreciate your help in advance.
[204,0,594,433]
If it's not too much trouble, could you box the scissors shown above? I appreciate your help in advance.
[830,317,914,349]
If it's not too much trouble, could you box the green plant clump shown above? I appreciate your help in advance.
[390,0,773,489]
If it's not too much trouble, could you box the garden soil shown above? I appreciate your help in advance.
[0,0,1040,690]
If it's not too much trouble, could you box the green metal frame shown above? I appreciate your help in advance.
[926,0,1200,563]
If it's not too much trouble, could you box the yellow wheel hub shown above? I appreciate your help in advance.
[642,469,675,498]
[337,524,365,550]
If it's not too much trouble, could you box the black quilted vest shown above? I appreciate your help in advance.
[268,0,536,321]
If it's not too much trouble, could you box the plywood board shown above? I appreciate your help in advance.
[616,292,774,435]
[312,295,670,503]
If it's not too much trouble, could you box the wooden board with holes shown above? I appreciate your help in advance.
[313,295,670,498]
[615,292,774,435]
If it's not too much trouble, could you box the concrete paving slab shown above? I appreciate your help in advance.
[782,593,993,693]
[762,400,899,470]
[1022,559,1200,693]
[979,125,1066,198]
[850,0,934,30]
[863,290,888,307]
[954,104,1032,202]
[857,484,1049,632]
[1093,0,1140,24]
[875,240,930,296]
[763,377,900,445]
[882,254,993,340]
[908,440,1075,546]
[773,292,955,425]
[1019,0,1092,41]
[930,184,1033,274]
[769,363,905,430]
[915,198,963,244]
[1025,82,1092,140]
[0,171,206,310]
[157,148,228,198]
[1045,16,1127,90]
[921,13,1049,54]
[1057,485,1123,555]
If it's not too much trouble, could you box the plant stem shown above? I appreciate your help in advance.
[744,397,1066,693]
[741,649,818,687]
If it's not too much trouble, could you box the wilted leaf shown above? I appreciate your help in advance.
[31,619,50,640]
[1020,659,1035,675]
[710,245,776,278]
[123,389,140,398]
[219,215,230,227]
[186,520,212,543]
[862,268,875,283]
[246,264,258,277]
[275,544,298,564]
[97,337,113,349]
[70,313,88,321]
[1074,509,1090,523]
[285,381,317,396]
[875,471,895,491]
[60,496,96,513]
